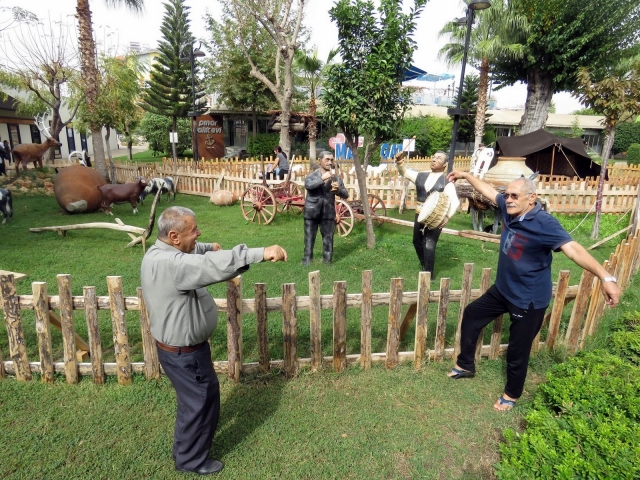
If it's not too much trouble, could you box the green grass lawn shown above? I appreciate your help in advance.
[0,186,632,479]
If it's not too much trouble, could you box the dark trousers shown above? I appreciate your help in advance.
[413,214,442,273]
[303,217,335,263]
[456,285,546,399]
[157,342,220,471]
[278,168,289,180]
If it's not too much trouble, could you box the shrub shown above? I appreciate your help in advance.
[137,113,192,156]
[610,311,640,366]
[496,351,640,479]
[626,143,640,165]
[613,122,640,154]
[247,133,280,158]
[397,115,453,157]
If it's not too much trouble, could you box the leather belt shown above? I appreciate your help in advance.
[156,340,206,354]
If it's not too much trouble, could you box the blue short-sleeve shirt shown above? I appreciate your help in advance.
[495,194,573,309]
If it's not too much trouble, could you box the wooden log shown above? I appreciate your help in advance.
[475,269,492,362]
[32,282,54,384]
[1,274,31,381]
[453,264,474,359]
[226,276,243,383]
[333,281,347,373]
[56,274,78,384]
[360,270,373,370]
[545,271,571,351]
[106,276,132,385]
[489,313,505,360]
[564,270,595,353]
[581,260,609,346]
[255,283,269,373]
[47,311,90,361]
[399,303,417,341]
[30,222,146,235]
[309,271,322,372]
[385,278,403,370]
[434,277,450,361]
[137,287,159,381]
[282,283,298,378]
[587,225,631,250]
[84,286,104,384]
[413,271,431,370]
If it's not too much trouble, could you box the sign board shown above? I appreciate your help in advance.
[402,138,415,152]
[194,114,225,159]
[169,132,178,144]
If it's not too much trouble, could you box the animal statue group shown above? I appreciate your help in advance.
[12,114,62,176]
[138,177,176,204]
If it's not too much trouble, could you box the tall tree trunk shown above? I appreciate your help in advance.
[252,106,257,137]
[474,57,490,151]
[347,135,376,248]
[105,127,116,184]
[279,109,292,158]
[591,125,616,239]
[308,93,317,161]
[76,0,107,180]
[519,68,554,135]
[171,116,178,161]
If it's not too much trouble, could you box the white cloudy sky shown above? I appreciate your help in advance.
[3,0,582,113]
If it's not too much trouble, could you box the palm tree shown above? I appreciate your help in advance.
[76,0,143,180]
[294,48,338,161]
[439,0,527,150]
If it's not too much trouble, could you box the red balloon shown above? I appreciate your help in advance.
[328,137,336,149]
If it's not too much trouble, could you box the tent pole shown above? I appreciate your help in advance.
[550,145,556,178]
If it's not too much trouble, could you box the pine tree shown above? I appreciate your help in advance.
[139,0,206,157]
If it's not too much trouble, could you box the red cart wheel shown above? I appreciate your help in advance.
[367,193,387,226]
[277,182,304,215]
[334,199,354,237]
[241,185,277,225]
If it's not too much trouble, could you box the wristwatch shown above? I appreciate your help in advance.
[602,276,617,283]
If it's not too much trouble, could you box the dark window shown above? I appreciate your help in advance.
[80,131,88,151]
[66,126,76,152]
[29,124,41,143]
[10,124,22,146]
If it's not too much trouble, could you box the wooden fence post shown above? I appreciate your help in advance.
[0,274,31,381]
[282,283,298,378]
[32,282,54,384]
[413,271,431,369]
[360,270,372,370]
[453,264,474,359]
[434,277,451,361]
[309,271,322,372]
[137,287,159,381]
[386,278,403,369]
[564,270,595,354]
[333,281,347,373]
[255,283,270,372]
[475,269,492,361]
[57,274,78,384]
[85,286,104,384]
[226,276,243,383]
[545,270,571,351]
[106,276,132,386]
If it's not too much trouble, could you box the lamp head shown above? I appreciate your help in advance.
[467,0,491,10]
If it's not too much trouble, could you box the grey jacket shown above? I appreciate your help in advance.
[140,239,264,346]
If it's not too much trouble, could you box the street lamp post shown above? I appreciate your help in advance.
[181,44,205,162]
[447,0,491,173]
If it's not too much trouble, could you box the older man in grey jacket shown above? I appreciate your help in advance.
[141,206,287,475]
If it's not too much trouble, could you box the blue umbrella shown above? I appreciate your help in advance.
[402,65,428,82]
[415,73,455,82]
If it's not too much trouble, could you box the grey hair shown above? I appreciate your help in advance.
[319,150,333,160]
[158,206,195,238]
[434,150,448,162]
[511,177,536,195]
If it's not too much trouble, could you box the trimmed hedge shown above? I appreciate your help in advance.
[496,312,640,479]
[627,143,640,165]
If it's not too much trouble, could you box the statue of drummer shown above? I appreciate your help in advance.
[395,150,460,273]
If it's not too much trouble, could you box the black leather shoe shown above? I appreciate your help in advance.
[175,458,224,475]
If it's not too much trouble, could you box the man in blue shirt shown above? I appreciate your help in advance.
[445,170,620,411]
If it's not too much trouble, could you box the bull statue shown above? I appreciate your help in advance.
[12,113,62,176]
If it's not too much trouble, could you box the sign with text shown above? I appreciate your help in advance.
[195,114,225,159]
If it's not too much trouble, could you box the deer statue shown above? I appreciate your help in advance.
[12,113,62,176]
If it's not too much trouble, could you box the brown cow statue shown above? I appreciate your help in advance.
[12,114,62,176]
[98,178,148,215]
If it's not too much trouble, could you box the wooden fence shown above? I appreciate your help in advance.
[109,157,640,214]
[2,231,638,385]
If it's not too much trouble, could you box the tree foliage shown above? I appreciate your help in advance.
[493,0,640,134]
[627,144,640,165]
[323,0,427,248]
[397,116,453,157]
[138,112,192,156]
[226,0,307,157]
[613,122,640,154]
[203,2,277,126]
